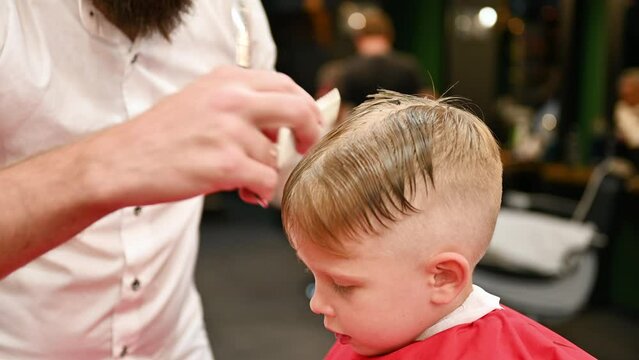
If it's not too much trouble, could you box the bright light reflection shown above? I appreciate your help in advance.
[478,7,498,28]
[347,12,366,30]
[541,114,557,131]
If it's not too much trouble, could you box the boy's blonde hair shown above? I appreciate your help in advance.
[282,90,502,261]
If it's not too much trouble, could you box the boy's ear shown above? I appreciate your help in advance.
[425,252,470,305]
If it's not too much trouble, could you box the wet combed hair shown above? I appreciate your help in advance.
[282,90,502,257]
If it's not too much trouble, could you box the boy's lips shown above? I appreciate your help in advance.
[334,333,351,345]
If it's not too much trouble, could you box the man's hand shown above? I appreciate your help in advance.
[85,66,322,209]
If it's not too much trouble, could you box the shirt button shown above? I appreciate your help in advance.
[131,53,139,64]
[131,278,141,291]
[119,346,128,357]
[133,206,142,216]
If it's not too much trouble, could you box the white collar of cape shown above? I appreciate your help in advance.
[416,284,503,341]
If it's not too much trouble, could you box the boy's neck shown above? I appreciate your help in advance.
[442,282,474,319]
[416,283,492,342]
[454,283,474,308]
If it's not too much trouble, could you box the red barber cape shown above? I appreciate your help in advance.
[324,307,595,360]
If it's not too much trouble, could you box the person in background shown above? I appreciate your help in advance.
[0,1,321,358]
[281,90,595,359]
[316,6,427,123]
[614,67,639,169]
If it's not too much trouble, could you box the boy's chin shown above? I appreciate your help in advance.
[350,343,396,357]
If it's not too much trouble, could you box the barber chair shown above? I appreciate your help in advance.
[474,159,629,323]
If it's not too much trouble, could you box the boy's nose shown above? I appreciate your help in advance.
[309,286,335,317]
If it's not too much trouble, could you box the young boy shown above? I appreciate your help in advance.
[281,90,595,359]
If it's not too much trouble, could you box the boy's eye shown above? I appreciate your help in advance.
[332,282,355,295]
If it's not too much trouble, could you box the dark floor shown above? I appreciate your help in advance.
[195,193,639,360]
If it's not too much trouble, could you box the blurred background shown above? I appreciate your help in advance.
[197,0,639,359]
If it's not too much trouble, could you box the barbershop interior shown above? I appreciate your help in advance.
[196,0,639,359]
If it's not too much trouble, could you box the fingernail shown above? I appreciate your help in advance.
[255,196,269,208]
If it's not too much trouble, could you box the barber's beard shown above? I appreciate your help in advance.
[92,0,193,39]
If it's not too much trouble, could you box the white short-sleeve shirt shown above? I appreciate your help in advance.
[0,1,275,359]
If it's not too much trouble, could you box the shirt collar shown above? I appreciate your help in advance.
[415,284,502,341]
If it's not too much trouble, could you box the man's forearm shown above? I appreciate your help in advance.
[0,139,114,279]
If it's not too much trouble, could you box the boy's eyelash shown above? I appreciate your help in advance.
[332,282,354,294]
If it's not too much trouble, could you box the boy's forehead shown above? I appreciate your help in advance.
[293,235,348,260]
[292,220,419,263]
[292,227,374,260]
[294,239,346,268]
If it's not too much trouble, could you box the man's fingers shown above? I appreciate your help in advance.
[232,157,279,205]
[242,93,322,154]
[238,189,268,207]
[207,67,323,154]
[231,123,278,169]
[262,128,279,143]
[213,66,312,100]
